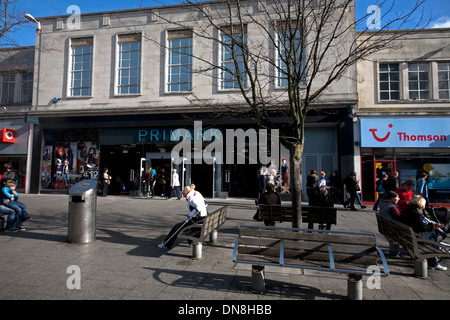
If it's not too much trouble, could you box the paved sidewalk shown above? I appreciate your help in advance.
[0,193,448,302]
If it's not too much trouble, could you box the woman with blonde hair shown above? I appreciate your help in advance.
[399,195,447,271]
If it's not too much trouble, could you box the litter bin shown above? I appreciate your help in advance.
[68,179,98,244]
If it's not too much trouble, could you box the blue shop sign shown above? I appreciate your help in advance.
[360,118,449,148]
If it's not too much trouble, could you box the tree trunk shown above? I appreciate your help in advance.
[289,143,303,228]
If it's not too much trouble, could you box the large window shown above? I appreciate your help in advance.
[379,63,400,100]
[21,73,33,104]
[69,38,93,97]
[167,30,193,93]
[438,62,450,100]
[117,34,141,95]
[220,25,247,90]
[408,62,429,100]
[1,74,15,104]
[276,22,305,88]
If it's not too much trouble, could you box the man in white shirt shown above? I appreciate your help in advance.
[159,185,207,249]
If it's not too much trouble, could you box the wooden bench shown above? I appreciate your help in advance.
[233,225,389,300]
[178,206,228,259]
[257,204,337,230]
[376,213,450,278]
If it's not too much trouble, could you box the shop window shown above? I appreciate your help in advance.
[117,34,141,95]
[41,129,100,190]
[166,29,193,93]
[379,63,400,100]
[69,37,93,97]
[219,25,247,90]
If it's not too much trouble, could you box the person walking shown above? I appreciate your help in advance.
[373,174,388,211]
[416,172,429,205]
[102,168,111,197]
[385,171,399,193]
[343,171,359,211]
[168,169,182,200]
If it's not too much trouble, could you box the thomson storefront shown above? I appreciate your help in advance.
[359,118,450,204]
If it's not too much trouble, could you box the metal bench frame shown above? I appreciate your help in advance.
[233,225,389,300]
[179,206,228,259]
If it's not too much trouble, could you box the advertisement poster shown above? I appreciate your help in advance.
[48,142,100,189]
[427,163,450,190]
[41,146,53,189]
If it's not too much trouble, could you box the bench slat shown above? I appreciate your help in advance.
[239,227,376,246]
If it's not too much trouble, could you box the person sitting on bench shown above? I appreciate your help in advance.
[158,185,208,250]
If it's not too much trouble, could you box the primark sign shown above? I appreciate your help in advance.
[139,121,279,165]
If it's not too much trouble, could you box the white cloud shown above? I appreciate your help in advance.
[431,16,450,28]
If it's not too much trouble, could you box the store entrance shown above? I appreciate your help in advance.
[228,164,259,198]
[101,145,144,195]
[190,164,214,198]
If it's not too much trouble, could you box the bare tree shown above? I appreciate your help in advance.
[0,0,30,47]
[149,0,426,227]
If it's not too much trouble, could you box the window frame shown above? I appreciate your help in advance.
[408,62,430,100]
[378,63,400,101]
[218,25,247,91]
[165,29,193,94]
[68,37,94,98]
[115,33,143,96]
[275,21,306,89]
[437,61,450,100]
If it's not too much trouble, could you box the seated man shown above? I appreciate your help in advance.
[254,183,281,226]
[158,185,208,250]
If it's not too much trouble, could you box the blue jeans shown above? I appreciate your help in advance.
[0,204,22,229]
[4,201,29,222]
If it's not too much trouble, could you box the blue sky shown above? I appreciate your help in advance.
[11,0,450,47]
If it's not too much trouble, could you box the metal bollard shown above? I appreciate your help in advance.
[209,230,218,243]
[414,259,428,278]
[347,274,363,300]
[251,265,265,293]
[192,242,202,259]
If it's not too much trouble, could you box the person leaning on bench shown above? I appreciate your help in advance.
[253,183,281,227]
[158,185,208,250]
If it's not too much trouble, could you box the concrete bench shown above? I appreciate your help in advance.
[376,213,450,278]
[232,225,389,300]
[179,206,228,259]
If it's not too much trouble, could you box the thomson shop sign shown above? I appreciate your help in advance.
[360,118,449,148]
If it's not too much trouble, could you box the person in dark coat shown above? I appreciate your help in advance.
[399,195,447,271]
[343,171,358,211]
[254,183,281,226]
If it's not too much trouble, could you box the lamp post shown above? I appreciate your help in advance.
[24,13,41,194]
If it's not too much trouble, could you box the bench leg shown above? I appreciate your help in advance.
[389,242,400,256]
[251,265,265,293]
[192,243,202,260]
[347,274,363,300]
[209,230,218,244]
[414,259,428,278]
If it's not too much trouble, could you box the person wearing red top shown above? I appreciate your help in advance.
[395,179,414,212]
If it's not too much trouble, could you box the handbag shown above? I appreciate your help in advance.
[355,184,360,191]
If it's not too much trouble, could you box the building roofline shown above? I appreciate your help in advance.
[34,0,228,21]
